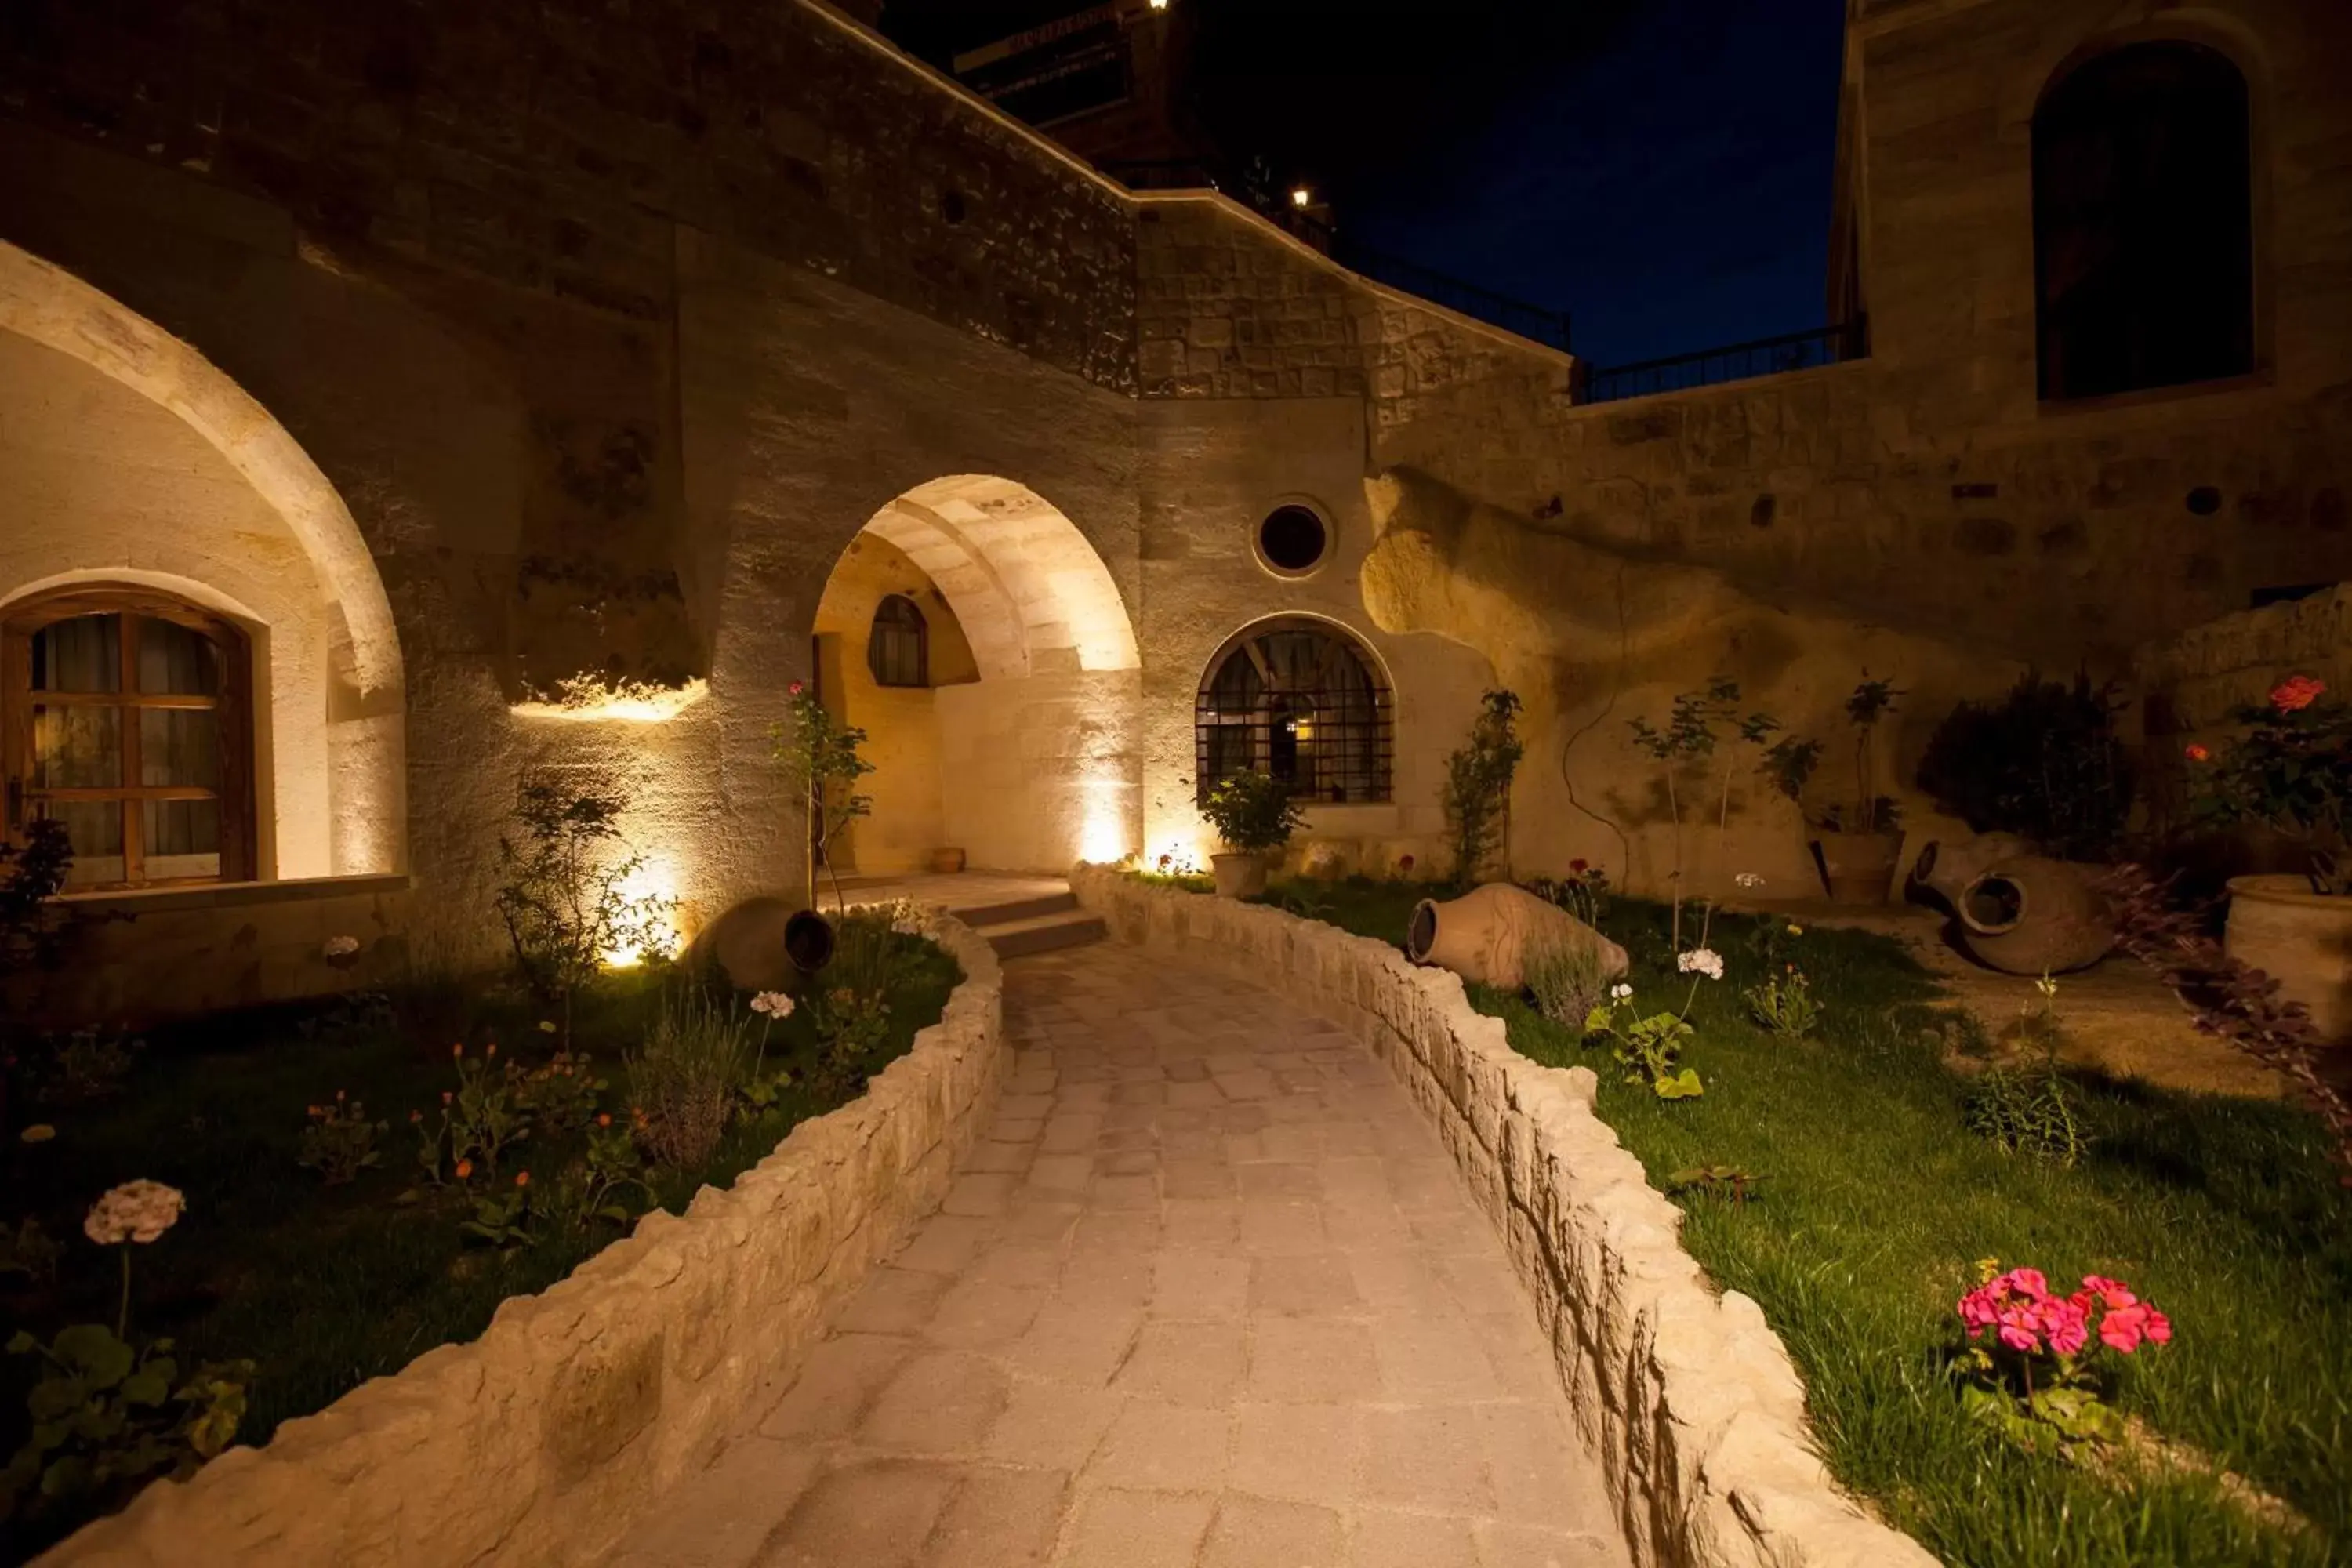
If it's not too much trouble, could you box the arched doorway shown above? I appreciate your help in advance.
[0,241,405,880]
[811,475,1141,876]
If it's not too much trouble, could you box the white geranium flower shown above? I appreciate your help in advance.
[85,1180,185,1246]
[750,991,795,1019]
[322,935,360,959]
[1610,982,1634,1000]
[1676,948,1726,982]
[1733,873,1765,890]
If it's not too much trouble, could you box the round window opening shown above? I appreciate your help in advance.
[1257,506,1329,575]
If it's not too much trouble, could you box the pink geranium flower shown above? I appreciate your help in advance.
[2039,1296,2090,1356]
[2097,1302,2173,1353]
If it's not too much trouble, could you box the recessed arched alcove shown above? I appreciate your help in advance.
[811,474,1142,875]
[0,241,405,882]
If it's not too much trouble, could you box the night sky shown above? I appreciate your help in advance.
[880,0,1850,368]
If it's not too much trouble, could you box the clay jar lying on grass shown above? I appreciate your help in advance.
[1406,882,1629,991]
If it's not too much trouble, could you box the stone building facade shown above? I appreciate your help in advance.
[0,0,2346,1015]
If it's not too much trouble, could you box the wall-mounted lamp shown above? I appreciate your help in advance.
[1149,0,1170,9]
[1290,187,1312,209]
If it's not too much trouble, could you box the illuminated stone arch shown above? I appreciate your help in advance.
[827,474,1142,873]
[862,474,1141,679]
[0,240,405,877]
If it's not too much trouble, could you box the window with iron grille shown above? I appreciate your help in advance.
[867,594,928,688]
[1196,619,1392,805]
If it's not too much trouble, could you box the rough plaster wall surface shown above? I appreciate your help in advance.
[36,910,1007,1568]
[1359,467,2020,896]
[0,331,336,880]
[1070,869,1937,1568]
[1135,397,1494,871]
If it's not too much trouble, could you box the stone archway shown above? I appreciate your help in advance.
[0,241,405,877]
[817,475,1140,874]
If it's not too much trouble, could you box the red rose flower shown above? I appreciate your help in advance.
[2271,673,2326,713]
[2183,742,2210,762]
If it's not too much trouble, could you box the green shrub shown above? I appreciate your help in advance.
[627,991,747,1170]
[1444,689,1525,881]
[1525,937,1609,1029]
[492,770,676,1043]
[1744,969,1823,1040]
[1200,768,1308,855]
[295,1094,385,1185]
[1916,672,2133,860]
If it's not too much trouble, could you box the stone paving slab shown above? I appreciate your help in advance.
[603,943,1631,1568]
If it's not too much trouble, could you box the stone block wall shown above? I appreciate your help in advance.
[1134,197,1574,420]
[0,0,1139,394]
[1069,868,1936,1568]
[2136,584,2352,735]
[37,910,1007,1568]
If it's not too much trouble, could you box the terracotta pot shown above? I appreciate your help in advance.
[1910,832,2031,911]
[783,909,837,973]
[2225,874,2352,1041]
[1211,851,1269,899]
[1405,882,1629,991]
[1813,828,1908,904]
[931,847,967,874]
[1955,856,2112,975]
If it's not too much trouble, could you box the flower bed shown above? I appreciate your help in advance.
[1210,873,2349,1568]
[2,907,1002,1566]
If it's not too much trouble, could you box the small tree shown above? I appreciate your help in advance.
[1444,690,1525,884]
[492,769,673,1044]
[772,679,876,912]
[1629,677,1777,950]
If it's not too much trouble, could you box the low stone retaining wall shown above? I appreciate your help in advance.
[1071,869,1936,1568]
[42,911,1007,1568]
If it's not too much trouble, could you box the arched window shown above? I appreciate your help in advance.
[3,587,255,890]
[2033,41,2253,401]
[1196,619,1392,805]
[866,593,928,688]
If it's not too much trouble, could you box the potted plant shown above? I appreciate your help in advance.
[2190,673,2352,1040]
[1762,673,1908,903]
[1199,769,1308,899]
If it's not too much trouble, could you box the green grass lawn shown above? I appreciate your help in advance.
[1,929,959,1560]
[1254,875,2350,1568]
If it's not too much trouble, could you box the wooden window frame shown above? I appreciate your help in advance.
[866,593,931,689]
[2,585,257,891]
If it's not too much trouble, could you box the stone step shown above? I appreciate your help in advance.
[979,909,1106,960]
[949,890,1079,927]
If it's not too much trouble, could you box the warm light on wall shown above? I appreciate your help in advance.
[512,677,710,725]
[601,856,684,968]
[1290,187,1312,209]
[1079,773,1138,866]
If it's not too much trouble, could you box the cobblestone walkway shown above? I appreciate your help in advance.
[607,942,1630,1568]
